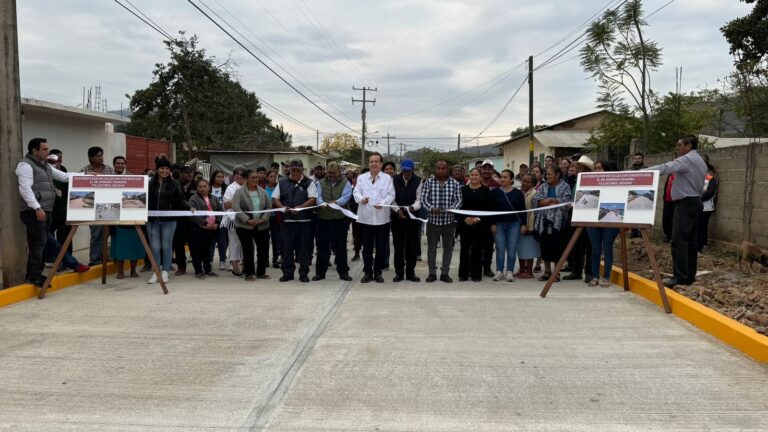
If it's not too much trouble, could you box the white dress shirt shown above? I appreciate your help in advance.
[353,171,395,225]
[16,160,70,210]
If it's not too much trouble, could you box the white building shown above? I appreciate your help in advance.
[21,98,131,251]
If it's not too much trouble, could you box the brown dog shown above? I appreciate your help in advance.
[738,241,768,274]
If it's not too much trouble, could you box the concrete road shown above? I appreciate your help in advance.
[1,244,767,431]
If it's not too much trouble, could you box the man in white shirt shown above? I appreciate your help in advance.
[352,152,395,283]
[16,138,71,286]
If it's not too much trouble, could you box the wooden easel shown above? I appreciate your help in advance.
[38,221,168,299]
[539,222,671,314]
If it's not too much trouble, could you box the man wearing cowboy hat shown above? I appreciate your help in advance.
[563,155,594,283]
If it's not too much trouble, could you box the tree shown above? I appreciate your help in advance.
[721,0,768,139]
[580,0,662,147]
[126,33,291,160]
[509,124,549,138]
[320,133,367,162]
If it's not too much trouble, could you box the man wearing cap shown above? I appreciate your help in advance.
[645,134,708,287]
[563,155,594,282]
[272,159,317,282]
[353,152,396,283]
[314,162,353,281]
[390,159,422,282]
[16,138,72,286]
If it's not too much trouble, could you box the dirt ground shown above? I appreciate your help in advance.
[624,238,768,335]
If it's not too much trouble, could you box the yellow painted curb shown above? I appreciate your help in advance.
[0,261,131,308]
[606,265,768,364]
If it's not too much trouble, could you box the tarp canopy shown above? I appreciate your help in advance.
[209,153,272,175]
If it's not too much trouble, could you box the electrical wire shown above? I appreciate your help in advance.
[462,75,529,142]
[201,0,359,124]
[113,0,173,40]
[187,0,360,134]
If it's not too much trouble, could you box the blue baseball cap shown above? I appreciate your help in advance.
[400,159,414,171]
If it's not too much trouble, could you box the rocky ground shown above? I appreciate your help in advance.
[625,238,768,335]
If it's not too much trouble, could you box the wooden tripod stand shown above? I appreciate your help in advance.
[38,222,168,299]
[539,222,671,314]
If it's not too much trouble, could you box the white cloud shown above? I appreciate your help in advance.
[17,0,754,147]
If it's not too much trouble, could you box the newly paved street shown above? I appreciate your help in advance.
[1,244,767,431]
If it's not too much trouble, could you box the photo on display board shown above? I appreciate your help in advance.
[574,190,600,209]
[122,192,147,209]
[598,203,625,222]
[95,203,121,221]
[69,191,95,208]
[626,190,655,210]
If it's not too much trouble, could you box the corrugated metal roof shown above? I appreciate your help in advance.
[535,130,591,148]
[21,97,130,124]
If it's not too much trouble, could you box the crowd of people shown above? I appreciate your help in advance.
[16,135,716,290]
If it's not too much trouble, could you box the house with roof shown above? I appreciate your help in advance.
[496,110,608,170]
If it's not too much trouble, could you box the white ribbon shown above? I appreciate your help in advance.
[148,206,320,217]
[448,201,572,216]
[327,203,358,220]
[379,205,429,223]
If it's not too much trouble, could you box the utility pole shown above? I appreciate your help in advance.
[316,130,319,152]
[385,133,396,160]
[352,86,376,166]
[528,55,534,167]
[1,0,26,288]
[457,133,461,164]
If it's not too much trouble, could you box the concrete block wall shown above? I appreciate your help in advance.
[640,142,768,250]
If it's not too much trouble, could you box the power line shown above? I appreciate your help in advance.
[399,70,529,135]
[463,75,529,142]
[293,0,367,83]
[114,0,324,133]
[201,0,358,124]
[113,0,173,40]
[187,0,360,134]
[646,0,675,19]
[251,0,358,87]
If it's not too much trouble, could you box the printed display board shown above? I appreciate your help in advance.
[571,171,659,226]
[67,175,149,223]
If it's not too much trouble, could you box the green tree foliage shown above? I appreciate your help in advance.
[320,133,366,162]
[721,0,768,138]
[580,0,662,143]
[125,33,291,160]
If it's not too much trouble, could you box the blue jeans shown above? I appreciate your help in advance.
[587,227,619,278]
[209,227,229,263]
[147,220,177,271]
[44,231,78,269]
[494,221,521,273]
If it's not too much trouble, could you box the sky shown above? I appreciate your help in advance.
[17,0,753,153]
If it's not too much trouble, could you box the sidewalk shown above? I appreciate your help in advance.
[1,242,767,431]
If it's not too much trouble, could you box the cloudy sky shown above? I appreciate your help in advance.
[17,0,751,151]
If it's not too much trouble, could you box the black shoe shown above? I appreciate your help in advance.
[351,254,360,262]
[339,273,353,281]
[272,262,280,269]
[299,275,310,283]
[440,274,453,283]
[561,266,571,273]
[393,275,404,282]
[312,275,325,281]
[663,278,685,288]
[562,273,582,280]
[584,275,594,284]
[279,275,294,282]
[232,271,244,278]
[406,275,421,282]
[374,273,384,283]
[361,273,373,283]
[426,274,437,283]
[459,276,469,282]
[28,275,46,286]
[483,269,494,278]
[472,277,482,282]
